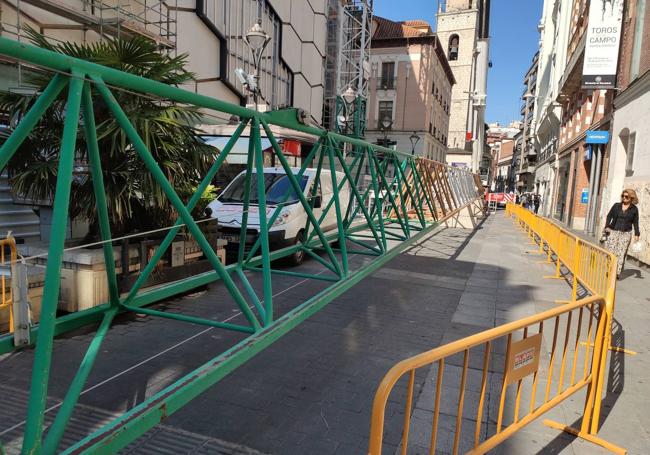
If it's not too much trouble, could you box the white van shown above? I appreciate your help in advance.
[206,167,350,265]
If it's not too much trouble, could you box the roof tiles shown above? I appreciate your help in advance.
[373,16,433,40]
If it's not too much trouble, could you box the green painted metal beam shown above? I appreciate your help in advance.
[0,35,485,454]
[22,73,83,455]
[60,207,457,454]
[0,37,409,160]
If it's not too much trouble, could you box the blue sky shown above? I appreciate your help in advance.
[373,0,543,125]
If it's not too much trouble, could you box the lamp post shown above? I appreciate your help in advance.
[409,131,420,155]
[337,86,357,135]
[243,19,271,110]
[380,116,393,147]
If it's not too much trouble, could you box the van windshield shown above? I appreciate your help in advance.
[219,172,309,205]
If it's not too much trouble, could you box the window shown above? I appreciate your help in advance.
[220,173,309,205]
[448,34,459,61]
[377,101,393,128]
[199,0,292,108]
[630,0,647,79]
[625,132,636,176]
[431,80,436,94]
[380,62,396,89]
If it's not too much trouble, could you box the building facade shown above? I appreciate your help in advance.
[524,0,647,266]
[0,0,330,241]
[487,121,520,192]
[601,0,650,264]
[0,0,328,123]
[552,0,616,231]
[365,17,455,160]
[435,0,490,172]
[530,0,573,217]
[495,139,515,192]
[515,52,540,194]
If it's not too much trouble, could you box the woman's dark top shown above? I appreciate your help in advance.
[606,202,640,236]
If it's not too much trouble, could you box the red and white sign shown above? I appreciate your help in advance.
[485,193,515,203]
[282,139,302,157]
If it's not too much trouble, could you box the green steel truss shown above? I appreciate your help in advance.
[0,37,485,454]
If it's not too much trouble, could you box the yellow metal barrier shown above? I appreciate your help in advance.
[368,204,623,454]
[505,203,619,437]
[0,235,17,334]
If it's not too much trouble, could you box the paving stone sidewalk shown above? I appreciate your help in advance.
[0,211,647,454]
[404,212,649,455]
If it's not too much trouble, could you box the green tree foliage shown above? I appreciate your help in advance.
[0,28,216,237]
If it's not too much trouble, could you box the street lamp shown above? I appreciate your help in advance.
[338,86,357,134]
[380,116,393,147]
[243,19,271,109]
[381,116,393,137]
[342,86,356,105]
[409,131,420,155]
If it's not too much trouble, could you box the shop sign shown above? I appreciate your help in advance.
[582,0,624,89]
[585,130,610,144]
[505,334,543,385]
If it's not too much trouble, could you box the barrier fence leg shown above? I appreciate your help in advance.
[543,307,627,455]
[544,256,564,280]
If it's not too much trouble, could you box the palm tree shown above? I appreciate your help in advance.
[0,28,216,238]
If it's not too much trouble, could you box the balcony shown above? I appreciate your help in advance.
[515,164,536,175]
[379,77,396,90]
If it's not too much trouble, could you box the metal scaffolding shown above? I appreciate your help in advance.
[323,0,372,137]
[0,0,177,48]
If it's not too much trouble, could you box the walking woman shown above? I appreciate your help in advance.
[603,188,641,279]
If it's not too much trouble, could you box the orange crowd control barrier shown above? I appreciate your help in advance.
[368,204,623,455]
[1,235,17,334]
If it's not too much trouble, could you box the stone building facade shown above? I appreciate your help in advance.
[0,0,329,241]
[435,0,490,173]
[0,0,328,124]
[366,17,455,160]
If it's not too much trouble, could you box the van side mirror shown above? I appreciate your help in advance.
[205,207,213,218]
[313,195,322,208]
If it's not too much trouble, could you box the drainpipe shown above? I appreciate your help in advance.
[589,144,604,236]
[584,144,597,234]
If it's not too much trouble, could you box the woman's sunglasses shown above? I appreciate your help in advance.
[621,194,630,199]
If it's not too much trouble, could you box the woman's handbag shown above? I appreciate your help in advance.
[599,230,610,244]
[630,241,644,254]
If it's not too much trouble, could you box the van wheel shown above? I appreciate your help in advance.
[287,230,306,266]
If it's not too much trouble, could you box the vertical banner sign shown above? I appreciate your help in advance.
[582,0,624,89]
